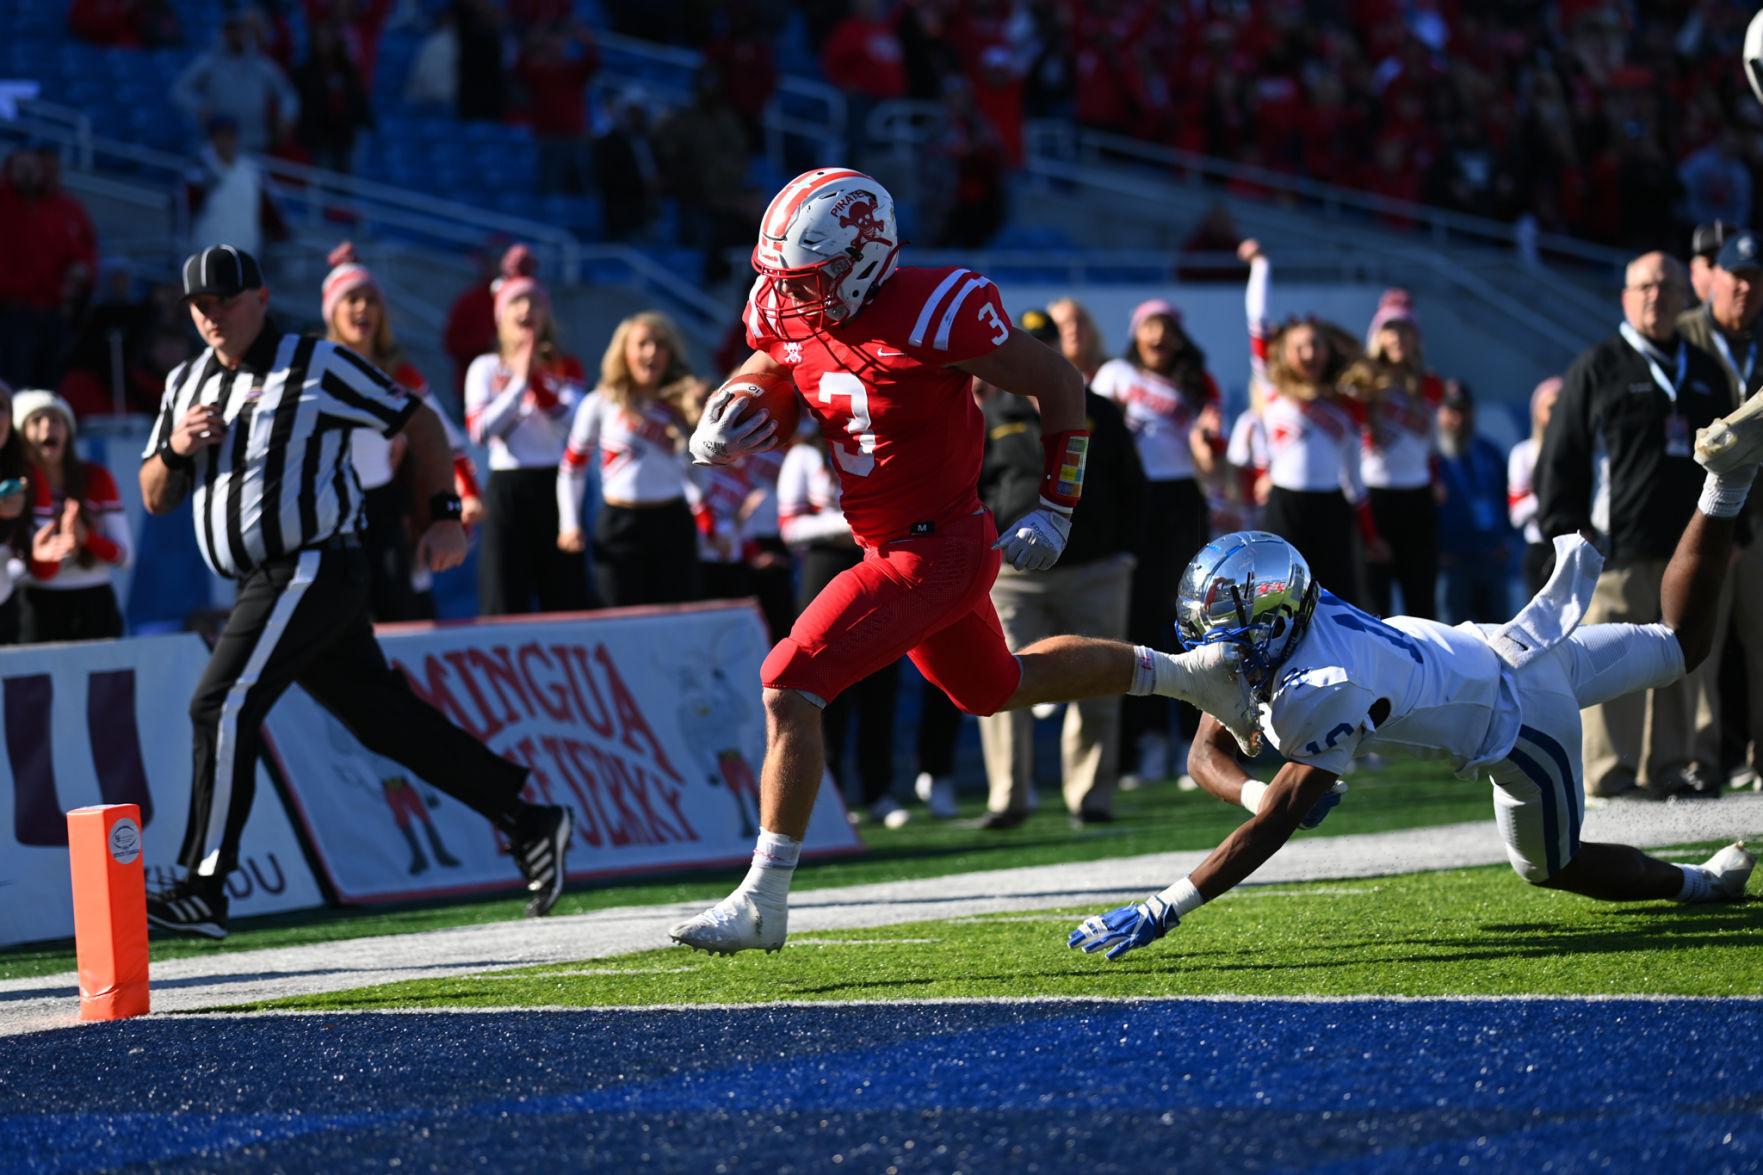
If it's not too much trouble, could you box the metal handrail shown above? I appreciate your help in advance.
[1032,123,1630,271]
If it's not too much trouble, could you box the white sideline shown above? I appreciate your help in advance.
[3,797,1759,1036]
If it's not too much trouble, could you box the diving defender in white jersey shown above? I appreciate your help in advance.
[1069,392,1763,960]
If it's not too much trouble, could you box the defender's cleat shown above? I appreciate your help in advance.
[1703,841,1755,901]
[146,877,229,940]
[510,804,573,918]
[670,890,788,954]
[1695,393,1763,474]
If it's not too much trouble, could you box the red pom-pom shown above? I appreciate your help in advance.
[328,241,358,268]
[500,244,538,280]
[722,369,801,441]
[1377,288,1413,312]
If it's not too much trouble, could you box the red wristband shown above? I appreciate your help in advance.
[1040,429,1090,511]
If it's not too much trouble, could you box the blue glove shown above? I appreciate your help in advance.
[1299,780,1348,830]
[1067,895,1178,961]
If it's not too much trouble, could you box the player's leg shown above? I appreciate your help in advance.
[1495,683,1753,902]
[671,537,988,954]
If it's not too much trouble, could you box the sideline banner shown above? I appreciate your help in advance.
[0,635,326,948]
[262,603,859,904]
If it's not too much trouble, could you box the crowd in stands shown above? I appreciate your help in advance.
[57,1,1763,254]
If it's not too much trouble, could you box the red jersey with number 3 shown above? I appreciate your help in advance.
[745,265,1013,545]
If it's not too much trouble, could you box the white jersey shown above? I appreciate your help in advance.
[1358,384,1437,490]
[1261,592,1517,778]
[1508,436,1542,544]
[561,391,691,504]
[1260,392,1366,500]
[1091,358,1210,482]
[464,353,582,471]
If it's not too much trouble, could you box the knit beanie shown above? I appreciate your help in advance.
[1365,288,1419,349]
[491,244,547,321]
[320,241,378,328]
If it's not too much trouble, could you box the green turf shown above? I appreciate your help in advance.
[238,845,1763,1013]
[1,761,1494,981]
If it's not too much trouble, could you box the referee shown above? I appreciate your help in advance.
[140,245,572,938]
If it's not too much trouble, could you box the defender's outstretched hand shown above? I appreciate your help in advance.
[1068,895,1178,961]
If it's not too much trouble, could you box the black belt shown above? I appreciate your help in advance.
[307,532,362,553]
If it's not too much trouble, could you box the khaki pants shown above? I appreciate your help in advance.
[1580,559,1710,794]
[977,554,1134,816]
[1699,538,1763,771]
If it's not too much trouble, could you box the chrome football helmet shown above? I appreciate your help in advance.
[1175,531,1319,689]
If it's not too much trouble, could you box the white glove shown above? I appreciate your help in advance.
[688,387,778,466]
[992,502,1072,572]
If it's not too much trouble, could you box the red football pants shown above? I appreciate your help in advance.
[762,511,1022,716]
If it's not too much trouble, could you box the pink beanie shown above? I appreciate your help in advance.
[320,241,377,327]
[1129,297,1181,333]
[1365,287,1419,347]
[491,244,548,321]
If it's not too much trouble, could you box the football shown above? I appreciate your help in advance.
[721,369,802,441]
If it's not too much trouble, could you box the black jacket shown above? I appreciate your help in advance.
[1537,329,1729,564]
[980,388,1147,566]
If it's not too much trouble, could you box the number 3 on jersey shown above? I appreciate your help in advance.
[818,372,877,477]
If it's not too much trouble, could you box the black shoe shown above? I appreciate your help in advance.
[1069,808,1116,829]
[510,804,572,917]
[1669,771,1723,801]
[975,809,1028,831]
[146,876,229,939]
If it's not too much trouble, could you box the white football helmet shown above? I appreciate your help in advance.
[1175,530,1319,690]
[1747,9,1763,105]
[750,168,901,330]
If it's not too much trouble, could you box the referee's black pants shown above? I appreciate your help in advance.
[178,540,529,880]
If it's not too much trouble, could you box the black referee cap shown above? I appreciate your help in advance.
[182,245,263,299]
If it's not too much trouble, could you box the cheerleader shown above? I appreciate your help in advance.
[466,245,590,615]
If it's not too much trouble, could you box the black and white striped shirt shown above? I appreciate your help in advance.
[144,320,419,577]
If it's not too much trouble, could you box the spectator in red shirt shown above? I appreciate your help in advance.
[518,20,599,196]
[292,21,372,173]
[820,0,906,162]
[303,0,392,93]
[67,0,180,47]
[443,241,505,395]
[0,150,97,389]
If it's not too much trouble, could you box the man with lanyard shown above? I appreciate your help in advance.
[1679,229,1763,790]
[139,245,573,939]
[1537,251,1730,801]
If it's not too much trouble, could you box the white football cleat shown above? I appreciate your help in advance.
[1165,644,1263,756]
[1701,841,1755,901]
[1695,393,1763,474]
[669,889,788,954]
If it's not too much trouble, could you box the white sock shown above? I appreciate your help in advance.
[738,830,800,902]
[1697,468,1757,519]
[1239,779,1269,815]
[1674,864,1713,903]
[1153,876,1207,917]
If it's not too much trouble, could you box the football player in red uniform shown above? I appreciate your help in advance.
[672,168,1251,953]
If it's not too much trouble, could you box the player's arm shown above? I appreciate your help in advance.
[1187,711,1254,807]
[957,329,1088,571]
[1188,760,1340,899]
[1068,759,1338,962]
[689,350,785,466]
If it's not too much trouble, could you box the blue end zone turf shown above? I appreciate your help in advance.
[3,999,1760,1171]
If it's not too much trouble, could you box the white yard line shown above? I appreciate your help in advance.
[3,797,1758,1036]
